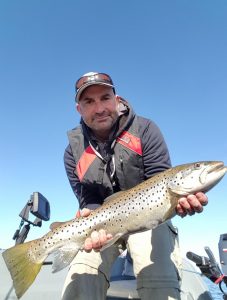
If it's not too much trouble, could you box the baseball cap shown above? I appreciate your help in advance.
[75,72,115,102]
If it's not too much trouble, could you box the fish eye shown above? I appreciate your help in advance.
[194,163,201,169]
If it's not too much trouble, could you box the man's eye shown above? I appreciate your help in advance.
[84,99,92,105]
[103,96,110,101]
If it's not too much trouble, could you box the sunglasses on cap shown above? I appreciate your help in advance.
[75,73,114,91]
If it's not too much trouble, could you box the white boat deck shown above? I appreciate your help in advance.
[0,250,213,300]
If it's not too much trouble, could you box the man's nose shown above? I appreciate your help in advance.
[95,100,105,113]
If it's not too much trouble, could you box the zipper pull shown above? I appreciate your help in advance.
[120,156,123,169]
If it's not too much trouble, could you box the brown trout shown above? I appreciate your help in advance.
[2,161,227,298]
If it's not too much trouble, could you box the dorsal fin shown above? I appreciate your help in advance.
[49,221,69,231]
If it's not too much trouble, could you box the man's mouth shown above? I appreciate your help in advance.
[94,115,110,122]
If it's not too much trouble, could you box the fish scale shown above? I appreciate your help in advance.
[2,161,227,299]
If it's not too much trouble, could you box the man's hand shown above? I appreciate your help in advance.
[77,208,113,252]
[176,192,208,217]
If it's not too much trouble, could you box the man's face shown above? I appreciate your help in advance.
[76,85,120,139]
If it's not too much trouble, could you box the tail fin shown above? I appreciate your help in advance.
[2,241,45,299]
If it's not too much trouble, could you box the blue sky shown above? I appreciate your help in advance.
[0,1,227,263]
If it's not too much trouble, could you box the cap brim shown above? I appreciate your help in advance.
[76,82,114,102]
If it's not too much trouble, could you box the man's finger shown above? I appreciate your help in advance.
[187,195,203,213]
[84,237,93,251]
[98,229,107,245]
[76,208,91,218]
[195,192,208,206]
[91,231,101,249]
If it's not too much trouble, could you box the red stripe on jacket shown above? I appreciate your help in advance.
[76,145,96,182]
[76,131,142,181]
[117,131,142,156]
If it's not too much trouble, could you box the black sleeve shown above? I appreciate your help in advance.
[64,144,101,210]
[138,117,172,179]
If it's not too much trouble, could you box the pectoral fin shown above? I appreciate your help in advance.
[167,183,190,196]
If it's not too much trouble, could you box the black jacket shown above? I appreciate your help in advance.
[64,99,171,209]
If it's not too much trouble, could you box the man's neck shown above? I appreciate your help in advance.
[92,130,110,142]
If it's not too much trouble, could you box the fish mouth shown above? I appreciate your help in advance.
[200,161,227,191]
[207,161,226,174]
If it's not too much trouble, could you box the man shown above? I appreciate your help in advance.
[62,72,208,300]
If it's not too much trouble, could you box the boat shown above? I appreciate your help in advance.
[1,192,227,300]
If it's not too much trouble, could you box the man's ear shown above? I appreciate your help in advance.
[76,103,81,114]
[115,95,121,113]
[116,95,121,102]
[115,95,121,107]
